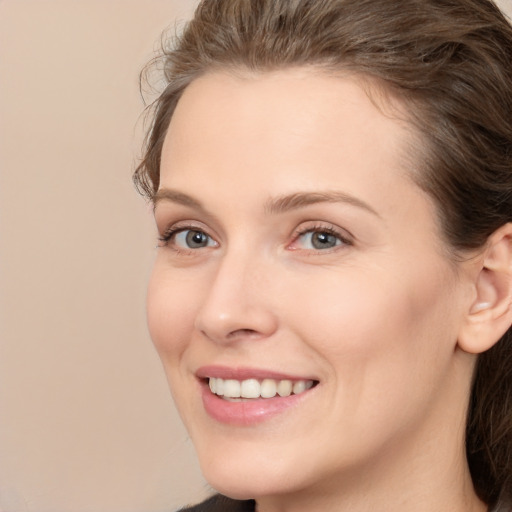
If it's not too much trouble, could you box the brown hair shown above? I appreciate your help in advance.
[134,0,512,506]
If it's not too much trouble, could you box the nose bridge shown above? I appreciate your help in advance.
[194,243,278,343]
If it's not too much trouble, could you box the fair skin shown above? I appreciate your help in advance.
[147,68,501,512]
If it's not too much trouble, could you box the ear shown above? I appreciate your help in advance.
[458,223,512,354]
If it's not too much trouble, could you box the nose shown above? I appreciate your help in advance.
[194,251,279,344]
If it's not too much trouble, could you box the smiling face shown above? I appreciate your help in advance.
[147,69,478,507]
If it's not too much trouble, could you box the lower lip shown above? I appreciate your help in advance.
[200,381,313,426]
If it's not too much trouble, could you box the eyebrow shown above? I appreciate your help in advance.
[265,191,380,217]
[153,188,380,217]
[153,189,205,212]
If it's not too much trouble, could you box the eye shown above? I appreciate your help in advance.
[289,225,352,251]
[175,229,214,249]
[298,231,341,250]
[159,227,217,250]
[303,231,340,249]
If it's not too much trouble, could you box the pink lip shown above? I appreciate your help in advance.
[196,365,315,382]
[196,365,318,426]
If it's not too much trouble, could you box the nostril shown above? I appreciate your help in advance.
[227,328,262,339]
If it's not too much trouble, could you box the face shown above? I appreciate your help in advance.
[148,69,474,502]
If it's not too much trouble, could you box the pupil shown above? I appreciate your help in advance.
[187,230,207,247]
[312,232,336,249]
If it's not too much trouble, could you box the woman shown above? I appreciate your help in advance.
[134,0,512,510]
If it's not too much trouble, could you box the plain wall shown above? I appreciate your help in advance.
[0,2,208,512]
[0,1,511,512]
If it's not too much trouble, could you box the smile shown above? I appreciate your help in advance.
[208,377,315,400]
[197,369,319,425]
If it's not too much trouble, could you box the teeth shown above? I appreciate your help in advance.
[208,377,315,399]
[223,379,241,398]
[277,379,293,397]
[241,379,260,398]
[216,377,224,396]
[293,380,306,394]
[260,379,277,398]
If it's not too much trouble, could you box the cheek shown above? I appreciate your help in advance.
[285,261,459,396]
[285,267,411,346]
[279,264,462,461]
[146,264,198,363]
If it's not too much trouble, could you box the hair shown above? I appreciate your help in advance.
[134,0,512,506]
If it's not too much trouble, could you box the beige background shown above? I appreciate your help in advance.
[0,1,511,512]
[0,2,209,512]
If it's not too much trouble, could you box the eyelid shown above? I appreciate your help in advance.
[158,220,219,248]
[288,222,354,251]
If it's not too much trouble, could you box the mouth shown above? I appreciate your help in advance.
[196,367,319,425]
[206,377,317,401]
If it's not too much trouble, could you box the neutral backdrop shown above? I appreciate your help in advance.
[0,2,208,512]
[1,1,511,512]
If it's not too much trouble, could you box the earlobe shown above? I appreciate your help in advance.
[458,223,512,354]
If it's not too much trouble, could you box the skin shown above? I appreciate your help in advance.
[147,68,488,512]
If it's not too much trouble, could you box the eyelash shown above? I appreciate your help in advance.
[158,225,215,249]
[159,226,187,244]
[157,223,353,253]
[289,224,353,251]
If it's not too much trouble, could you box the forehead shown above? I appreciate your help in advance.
[161,67,418,200]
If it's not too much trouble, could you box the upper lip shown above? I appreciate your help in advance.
[196,365,318,382]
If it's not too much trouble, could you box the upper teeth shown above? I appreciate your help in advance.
[208,377,314,399]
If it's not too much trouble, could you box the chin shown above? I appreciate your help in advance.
[193,438,317,501]
[201,465,288,501]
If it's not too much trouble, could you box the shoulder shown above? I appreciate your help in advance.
[177,494,255,512]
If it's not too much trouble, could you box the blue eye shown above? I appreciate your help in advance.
[159,227,217,250]
[300,231,340,249]
[174,229,215,249]
[294,228,350,250]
